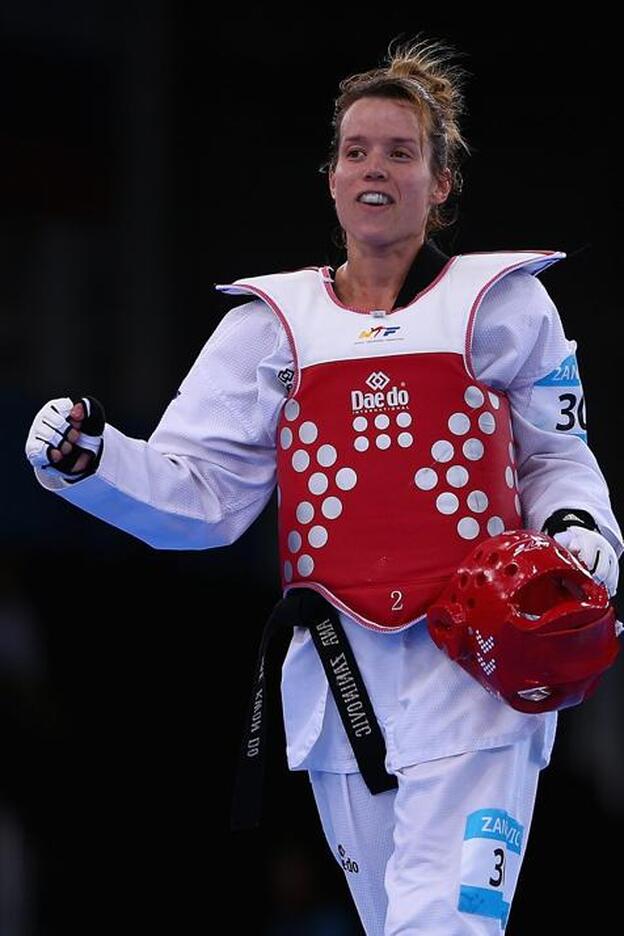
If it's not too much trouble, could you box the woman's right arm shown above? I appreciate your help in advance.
[25,300,293,550]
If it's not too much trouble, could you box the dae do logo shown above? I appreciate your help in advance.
[351,370,409,411]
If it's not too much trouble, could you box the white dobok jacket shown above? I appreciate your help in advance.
[33,249,623,775]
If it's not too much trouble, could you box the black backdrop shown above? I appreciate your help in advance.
[2,5,622,933]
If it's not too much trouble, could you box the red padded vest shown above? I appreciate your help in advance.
[215,249,565,632]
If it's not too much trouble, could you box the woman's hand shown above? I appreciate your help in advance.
[25,396,105,480]
[553,527,619,597]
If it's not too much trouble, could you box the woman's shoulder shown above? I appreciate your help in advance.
[201,299,293,386]
[478,267,560,330]
[210,296,288,345]
[487,265,555,300]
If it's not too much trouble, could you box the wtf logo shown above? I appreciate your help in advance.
[358,325,401,340]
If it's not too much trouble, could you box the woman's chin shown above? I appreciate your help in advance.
[346,226,399,248]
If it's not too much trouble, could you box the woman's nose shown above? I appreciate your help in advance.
[364,162,387,179]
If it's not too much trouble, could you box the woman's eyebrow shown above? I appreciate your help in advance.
[342,135,419,145]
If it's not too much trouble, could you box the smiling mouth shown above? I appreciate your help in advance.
[357,201,393,210]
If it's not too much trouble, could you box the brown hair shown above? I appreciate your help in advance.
[321,33,473,247]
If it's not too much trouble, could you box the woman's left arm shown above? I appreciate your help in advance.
[472,269,623,594]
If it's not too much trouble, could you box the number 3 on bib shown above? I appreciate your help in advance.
[457,808,524,929]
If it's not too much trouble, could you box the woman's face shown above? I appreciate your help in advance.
[329,97,451,251]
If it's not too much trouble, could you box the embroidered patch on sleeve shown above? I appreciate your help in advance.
[529,352,587,443]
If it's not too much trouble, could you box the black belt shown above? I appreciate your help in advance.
[230,587,398,832]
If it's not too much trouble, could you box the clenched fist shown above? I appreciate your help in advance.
[553,526,620,598]
[25,396,105,482]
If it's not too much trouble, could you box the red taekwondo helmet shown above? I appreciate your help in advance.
[427,530,622,713]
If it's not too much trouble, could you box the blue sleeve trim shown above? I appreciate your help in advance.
[464,808,523,854]
[458,884,510,927]
[534,353,580,387]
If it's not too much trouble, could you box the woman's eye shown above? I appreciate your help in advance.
[345,149,411,159]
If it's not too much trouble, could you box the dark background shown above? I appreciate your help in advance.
[3,4,622,933]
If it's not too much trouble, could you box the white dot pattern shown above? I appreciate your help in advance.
[297,555,314,576]
[288,531,302,553]
[280,398,383,583]
[463,438,484,461]
[299,421,319,444]
[478,654,497,677]
[415,468,438,491]
[404,379,517,540]
[317,444,337,467]
[488,516,505,536]
[308,525,328,548]
[458,517,480,539]
[436,492,459,515]
[322,497,343,519]
[479,412,496,435]
[446,466,469,488]
[280,381,518,580]
[449,413,471,435]
[476,630,495,653]
[308,472,329,495]
[292,450,310,472]
[285,400,300,421]
[467,490,488,513]
[336,468,357,491]
[432,440,454,463]
[296,501,314,524]
[476,630,497,675]
[465,386,485,408]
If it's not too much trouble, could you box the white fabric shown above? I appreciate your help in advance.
[25,397,75,470]
[308,730,543,935]
[29,265,624,775]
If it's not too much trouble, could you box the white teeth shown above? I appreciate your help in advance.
[359,192,392,205]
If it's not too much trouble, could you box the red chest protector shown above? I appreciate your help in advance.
[215,249,566,632]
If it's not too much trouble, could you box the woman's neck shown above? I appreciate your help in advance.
[334,242,425,312]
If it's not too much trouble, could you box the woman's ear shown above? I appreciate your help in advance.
[431,167,452,205]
